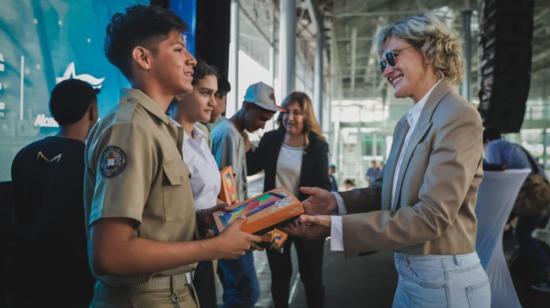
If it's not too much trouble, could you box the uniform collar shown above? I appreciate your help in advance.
[183,125,205,141]
[123,89,172,125]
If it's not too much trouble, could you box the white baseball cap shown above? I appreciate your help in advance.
[243,82,281,112]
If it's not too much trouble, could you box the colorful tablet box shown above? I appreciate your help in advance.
[213,188,304,234]
[219,166,239,205]
[260,228,288,250]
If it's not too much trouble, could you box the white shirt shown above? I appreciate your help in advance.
[390,80,440,209]
[330,80,441,251]
[182,126,221,211]
[275,143,304,196]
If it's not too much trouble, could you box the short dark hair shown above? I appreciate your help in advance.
[50,79,98,126]
[104,5,188,78]
[215,71,231,96]
[344,179,355,186]
[192,61,218,85]
[483,127,502,143]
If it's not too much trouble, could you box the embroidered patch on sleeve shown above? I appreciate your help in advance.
[99,146,127,177]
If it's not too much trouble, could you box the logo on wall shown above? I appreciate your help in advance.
[56,62,105,88]
[34,62,106,128]
[34,113,59,128]
[0,52,5,92]
[0,52,5,72]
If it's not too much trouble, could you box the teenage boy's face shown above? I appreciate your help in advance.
[210,93,226,122]
[245,105,275,132]
[151,30,196,94]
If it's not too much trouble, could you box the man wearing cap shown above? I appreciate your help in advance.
[10,78,99,307]
[211,81,279,307]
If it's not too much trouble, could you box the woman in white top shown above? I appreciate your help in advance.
[247,92,330,308]
[172,60,221,308]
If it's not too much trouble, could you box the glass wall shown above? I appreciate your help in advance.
[227,0,316,141]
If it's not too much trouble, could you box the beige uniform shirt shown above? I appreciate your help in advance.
[84,89,197,286]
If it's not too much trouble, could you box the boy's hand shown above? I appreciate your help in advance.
[214,217,262,259]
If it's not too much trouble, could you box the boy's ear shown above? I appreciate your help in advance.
[87,102,98,122]
[132,46,153,71]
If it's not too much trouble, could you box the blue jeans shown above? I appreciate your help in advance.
[393,252,490,308]
[217,251,259,308]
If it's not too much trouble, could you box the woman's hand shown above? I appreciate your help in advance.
[280,215,331,240]
[300,186,338,215]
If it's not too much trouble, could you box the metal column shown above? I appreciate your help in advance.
[543,128,548,171]
[229,0,240,114]
[279,0,296,98]
[462,1,472,101]
[314,29,324,126]
[306,0,325,127]
[270,8,276,90]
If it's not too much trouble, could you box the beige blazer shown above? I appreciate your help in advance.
[340,80,484,257]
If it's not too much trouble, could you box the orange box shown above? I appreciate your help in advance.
[261,228,288,250]
[213,188,304,234]
[219,166,239,205]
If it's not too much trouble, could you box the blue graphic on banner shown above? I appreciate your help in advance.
[170,0,197,56]
[0,0,197,181]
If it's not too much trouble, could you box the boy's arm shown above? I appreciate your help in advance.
[90,217,260,275]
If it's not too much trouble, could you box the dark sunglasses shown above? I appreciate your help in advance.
[378,46,412,73]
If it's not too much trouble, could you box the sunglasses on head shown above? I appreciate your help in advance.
[378,46,413,73]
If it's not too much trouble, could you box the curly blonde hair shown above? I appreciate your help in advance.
[375,13,464,84]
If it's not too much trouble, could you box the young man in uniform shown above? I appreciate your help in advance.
[10,79,98,307]
[84,5,261,307]
[211,82,279,307]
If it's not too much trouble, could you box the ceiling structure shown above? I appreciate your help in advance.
[238,0,550,104]
[313,0,550,102]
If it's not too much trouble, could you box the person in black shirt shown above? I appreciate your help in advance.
[10,79,99,307]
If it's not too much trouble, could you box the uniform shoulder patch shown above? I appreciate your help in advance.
[99,145,127,177]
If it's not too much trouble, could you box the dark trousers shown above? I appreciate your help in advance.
[266,236,325,308]
[193,261,217,308]
[516,215,550,276]
[11,274,94,308]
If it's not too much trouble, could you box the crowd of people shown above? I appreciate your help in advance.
[6,4,550,308]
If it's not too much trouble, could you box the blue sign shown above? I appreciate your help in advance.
[0,0,197,181]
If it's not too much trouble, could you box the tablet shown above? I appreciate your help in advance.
[213,188,303,234]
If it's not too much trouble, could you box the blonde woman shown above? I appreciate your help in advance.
[247,92,330,308]
[289,13,489,307]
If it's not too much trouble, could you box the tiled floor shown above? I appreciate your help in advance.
[215,248,305,308]
[215,241,397,308]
